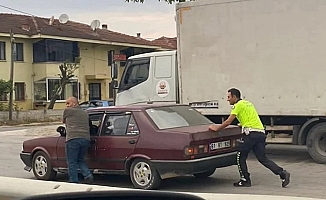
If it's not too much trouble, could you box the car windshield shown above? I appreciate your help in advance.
[145,105,213,130]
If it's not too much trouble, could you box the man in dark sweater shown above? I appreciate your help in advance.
[63,97,93,183]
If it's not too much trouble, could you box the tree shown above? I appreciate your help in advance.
[0,79,12,99]
[125,0,189,3]
[47,58,81,109]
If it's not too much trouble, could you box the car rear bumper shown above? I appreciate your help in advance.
[20,152,32,171]
[151,151,237,179]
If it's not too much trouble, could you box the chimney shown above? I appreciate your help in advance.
[137,33,141,38]
[102,24,108,29]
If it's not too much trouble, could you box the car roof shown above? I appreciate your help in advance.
[86,103,185,113]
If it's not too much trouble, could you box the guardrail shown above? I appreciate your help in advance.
[0,176,323,200]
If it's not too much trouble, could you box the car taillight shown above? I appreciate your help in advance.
[184,144,209,156]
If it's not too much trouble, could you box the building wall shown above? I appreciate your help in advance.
[78,43,125,101]
[0,36,151,111]
[0,37,33,110]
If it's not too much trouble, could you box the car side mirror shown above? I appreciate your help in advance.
[56,126,66,137]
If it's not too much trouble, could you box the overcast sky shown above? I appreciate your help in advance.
[0,0,177,40]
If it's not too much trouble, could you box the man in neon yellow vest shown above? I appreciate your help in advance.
[209,88,290,187]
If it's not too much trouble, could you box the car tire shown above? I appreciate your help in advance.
[193,168,216,178]
[32,151,57,180]
[130,159,161,190]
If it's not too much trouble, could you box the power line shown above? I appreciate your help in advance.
[0,4,33,16]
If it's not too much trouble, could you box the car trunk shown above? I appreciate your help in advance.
[171,124,242,141]
[170,124,242,157]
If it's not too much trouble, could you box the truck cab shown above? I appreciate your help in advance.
[116,50,178,106]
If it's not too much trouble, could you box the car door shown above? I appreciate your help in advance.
[55,112,104,169]
[87,113,105,169]
[95,112,140,171]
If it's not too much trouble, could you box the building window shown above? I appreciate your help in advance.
[34,79,47,101]
[33,39,79,63]
[0,41,5,60]
[34,78,79,102]
[14,43,24,61]
[14,82,25,101]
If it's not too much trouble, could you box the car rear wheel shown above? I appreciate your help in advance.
[130,159,161,190]
[32,151,57,180]
[193,168,216,178]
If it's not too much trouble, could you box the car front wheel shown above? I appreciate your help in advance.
[32,151,57,180]
[130,159,161,190]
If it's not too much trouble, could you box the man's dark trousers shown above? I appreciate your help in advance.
[237,131,284,181]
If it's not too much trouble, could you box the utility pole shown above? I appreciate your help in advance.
[9,29,15,121]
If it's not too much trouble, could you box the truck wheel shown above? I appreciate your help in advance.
[307,123,326,164]
[130,159,161,190]
[32,151,57,180]
[193,168,216,178]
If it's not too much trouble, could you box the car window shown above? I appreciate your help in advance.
[89,113,104,136]
[96,101,104,106]
[126,116,139,135]
[79,102,89,108]
[101,114,139,136]
[145,105,213,130]
[89,101,100,107]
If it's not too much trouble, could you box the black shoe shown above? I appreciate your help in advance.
[84,175,94,184]
[280,170,290,187]
[233,179,251,187]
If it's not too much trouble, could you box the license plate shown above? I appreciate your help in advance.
[210,140,231,151]
[189,101,218,108]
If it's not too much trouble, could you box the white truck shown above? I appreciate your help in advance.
[111,0,326,164]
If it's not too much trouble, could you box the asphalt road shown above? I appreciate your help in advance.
[0,125,325,199]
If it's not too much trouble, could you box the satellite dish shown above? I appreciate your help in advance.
[90,19,101,31]
[59,14,69,24]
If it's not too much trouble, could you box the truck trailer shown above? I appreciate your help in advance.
[113,0,326,164]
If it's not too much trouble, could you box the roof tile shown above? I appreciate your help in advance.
[0,13,160,47]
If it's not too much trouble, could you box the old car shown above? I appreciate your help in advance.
[20,104,242,189]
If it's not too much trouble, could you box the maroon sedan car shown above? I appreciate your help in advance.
[20,104,242,189]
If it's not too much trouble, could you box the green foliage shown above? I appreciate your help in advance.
[0,102,21,111]
[0,79,12,96]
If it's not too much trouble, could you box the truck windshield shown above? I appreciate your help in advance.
[145,105,213,130]
[118,58,150,92]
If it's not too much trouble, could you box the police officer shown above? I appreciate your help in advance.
[208,88,290,187]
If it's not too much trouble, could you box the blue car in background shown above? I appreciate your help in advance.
[79,100,113,110]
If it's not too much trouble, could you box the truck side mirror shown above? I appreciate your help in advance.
[109,50,118,79]
[111,62,118,79]
[111,80,118,89]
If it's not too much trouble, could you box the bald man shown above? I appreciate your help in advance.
[63,97,93,183]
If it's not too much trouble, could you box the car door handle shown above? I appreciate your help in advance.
[129,139,137,144]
